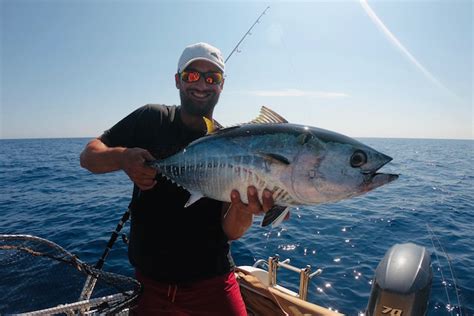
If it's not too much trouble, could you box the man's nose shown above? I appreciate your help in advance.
[194,77,209,89]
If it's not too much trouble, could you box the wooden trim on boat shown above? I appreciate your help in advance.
[235,268,344,316]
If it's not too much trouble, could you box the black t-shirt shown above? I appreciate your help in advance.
[101,104,233,283]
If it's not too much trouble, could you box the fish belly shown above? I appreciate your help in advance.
[159,153,293,205]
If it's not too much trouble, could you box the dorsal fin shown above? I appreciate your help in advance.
[208,106,288,135]
[250,106,288,124]
[213,119,224,130]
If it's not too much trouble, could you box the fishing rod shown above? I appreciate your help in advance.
[79,209,131,302]
[225,6,270,63]
[426,223,464,316]
[78,6,272,304]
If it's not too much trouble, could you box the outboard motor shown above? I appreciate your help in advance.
[366,243,432,316]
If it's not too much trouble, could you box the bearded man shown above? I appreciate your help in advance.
[80,42,274,315]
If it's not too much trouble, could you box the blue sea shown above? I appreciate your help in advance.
[0,138,473,315]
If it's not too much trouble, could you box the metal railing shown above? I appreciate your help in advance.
[266,255,322,301]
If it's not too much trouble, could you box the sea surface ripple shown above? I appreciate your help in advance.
[0,138,473,315]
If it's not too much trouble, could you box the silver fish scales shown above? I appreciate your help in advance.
[149,107,398,226]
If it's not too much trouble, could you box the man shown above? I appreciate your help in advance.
[80,42,274,315]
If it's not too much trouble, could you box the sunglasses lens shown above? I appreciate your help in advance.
[188,72,200,82]
[181,71,200,83]
[205,72,223,85]
[181,71,222,84]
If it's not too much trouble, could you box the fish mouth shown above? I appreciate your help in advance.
[364,172,399,189]
[362,154,398,190]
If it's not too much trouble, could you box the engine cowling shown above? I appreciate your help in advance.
[366,242,432,316]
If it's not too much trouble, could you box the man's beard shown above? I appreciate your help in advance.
[180,89,220,117]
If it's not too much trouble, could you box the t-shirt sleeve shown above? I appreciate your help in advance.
[100,104,164,147]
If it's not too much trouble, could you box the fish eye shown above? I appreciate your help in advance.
[350,150,367,168]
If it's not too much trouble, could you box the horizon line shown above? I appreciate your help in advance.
[1,135,472,142]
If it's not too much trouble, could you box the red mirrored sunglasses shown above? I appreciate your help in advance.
[180,70,223,85]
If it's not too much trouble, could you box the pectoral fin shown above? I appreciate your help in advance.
[258,153,291,165]
[184,191,204,208]
[261,206,290,227]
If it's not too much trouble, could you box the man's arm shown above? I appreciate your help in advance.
[80,137,157,190]
[222,186,274,240]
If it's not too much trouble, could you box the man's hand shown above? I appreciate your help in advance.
[222,186,274,240]
[120,148,157,191]
[80,138,158,190]
[230,186,274,216]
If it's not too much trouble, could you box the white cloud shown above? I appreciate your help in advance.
[247,88,349,98]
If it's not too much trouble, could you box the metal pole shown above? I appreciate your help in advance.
[299,265,311,300]
[268,255,279,287]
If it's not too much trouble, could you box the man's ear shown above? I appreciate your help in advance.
[220,78,225,90]
[175,73,180,89]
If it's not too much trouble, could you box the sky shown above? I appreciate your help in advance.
[1,0,472,140]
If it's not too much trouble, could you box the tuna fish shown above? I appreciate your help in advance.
[148,106,398,227]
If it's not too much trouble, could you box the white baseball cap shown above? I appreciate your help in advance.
[177,42,225,74]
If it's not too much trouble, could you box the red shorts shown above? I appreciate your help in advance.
[131,270,247,316]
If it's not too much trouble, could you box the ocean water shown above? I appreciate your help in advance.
[0,137,472,315]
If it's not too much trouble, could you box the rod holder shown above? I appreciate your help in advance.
[267,255,321,301]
